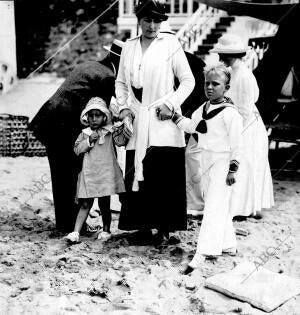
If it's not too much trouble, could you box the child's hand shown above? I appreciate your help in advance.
[226,172,236,186]
[89,132,99,144]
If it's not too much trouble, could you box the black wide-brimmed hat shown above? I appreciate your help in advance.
[135,0,168,21]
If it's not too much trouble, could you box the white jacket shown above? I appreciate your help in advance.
[115,33,195,150]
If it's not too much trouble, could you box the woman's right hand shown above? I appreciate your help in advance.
[89,132,99,144]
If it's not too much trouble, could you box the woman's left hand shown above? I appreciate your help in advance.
[156,104,173,121]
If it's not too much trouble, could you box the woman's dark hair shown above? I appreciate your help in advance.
[135,0,168,21]
[219,52,247,59]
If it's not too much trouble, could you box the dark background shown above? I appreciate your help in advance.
[15,0,119,78]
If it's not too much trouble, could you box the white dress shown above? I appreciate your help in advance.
[74,127,125,199]
[177,101,243,255]
[227,59,274,216]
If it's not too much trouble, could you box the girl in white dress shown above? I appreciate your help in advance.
[211,34,274,219]
[171,63,243,273]
[66,97,125,243]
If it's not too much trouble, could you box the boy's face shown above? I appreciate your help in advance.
[87,109,106,130]
[204,71,229,103]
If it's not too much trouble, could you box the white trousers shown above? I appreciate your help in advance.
[195,151,237,256]
[185,136,204,212]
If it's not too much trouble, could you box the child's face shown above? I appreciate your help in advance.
[87,109,106,130]
[204,71,229,103]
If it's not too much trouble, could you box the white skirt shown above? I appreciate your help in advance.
[230,110,274,216]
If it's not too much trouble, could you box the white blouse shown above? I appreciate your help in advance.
[131,39,144,88]
[226,59,259,126]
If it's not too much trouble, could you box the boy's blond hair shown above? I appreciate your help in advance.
[204,62,231,85]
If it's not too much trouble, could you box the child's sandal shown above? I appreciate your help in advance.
[66,231,80,243]
[222,248,237,256]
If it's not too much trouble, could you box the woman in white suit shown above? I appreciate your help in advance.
[211,34,274,219]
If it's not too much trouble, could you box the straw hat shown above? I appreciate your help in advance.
[210,34,250,54]
[103,39,125,57]
[80,97,111,126]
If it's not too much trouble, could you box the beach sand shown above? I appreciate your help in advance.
[0,156,299,314]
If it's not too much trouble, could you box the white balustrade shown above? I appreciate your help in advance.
[176,4,227,52]
[244,23,278,70]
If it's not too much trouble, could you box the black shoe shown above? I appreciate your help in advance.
[168,235,181,245]
[154,233,169,247]
[182,265,194,275]
[250,212,263,220]
[129,230,153,245]
[233,215,247,222]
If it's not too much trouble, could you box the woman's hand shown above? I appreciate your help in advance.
[226,172,236,186]
[156,104,173,121]
[89,132,99,144]
[119,109,134,139]
[119,109,134,121]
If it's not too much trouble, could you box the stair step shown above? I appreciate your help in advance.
[211,27,227,34]
[219,16,235,23]
[203,33,222,45]
[217,16,235,26]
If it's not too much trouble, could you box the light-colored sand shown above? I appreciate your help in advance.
[0,156,300,315]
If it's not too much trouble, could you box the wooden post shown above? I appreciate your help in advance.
[0,0,17,75]
[119,0,124,18]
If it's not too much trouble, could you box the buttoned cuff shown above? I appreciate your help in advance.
[172,112,184,124]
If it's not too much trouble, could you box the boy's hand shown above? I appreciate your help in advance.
[89,132,99,144]
[226,172,236,186]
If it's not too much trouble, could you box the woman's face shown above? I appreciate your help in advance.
[139,17,162,39]
[204,71,229,103]
[218,54,236,67]
[87,109,106,130]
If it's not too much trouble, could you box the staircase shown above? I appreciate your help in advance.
[195,15,235,59]
[176,5,279,69]
[176,4,228,53]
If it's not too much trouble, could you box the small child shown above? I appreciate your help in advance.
[171,63,243,274]
[66,97,125,243]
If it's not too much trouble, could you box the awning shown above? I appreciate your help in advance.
[196,0,298,23]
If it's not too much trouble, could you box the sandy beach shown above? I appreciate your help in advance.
[0,156,299,314]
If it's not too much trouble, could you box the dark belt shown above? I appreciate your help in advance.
[131,86,143,103]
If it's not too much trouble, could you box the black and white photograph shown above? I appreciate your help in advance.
[0,0,300,314]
